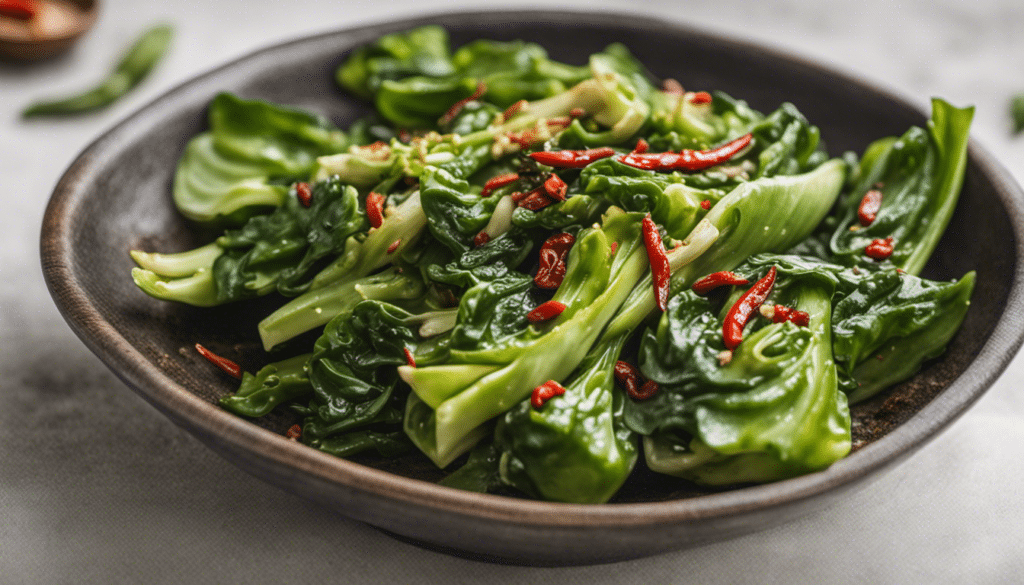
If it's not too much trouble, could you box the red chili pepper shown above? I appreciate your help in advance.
[506,130,537,148]
[610,242,618,256]
[534,233,575,289]
[517,190,556,211]
[619,133,753,173]
[295,182,313,208]
[0,0,35,19]
[662,78,684,95]
[765,304,807,326]
[529,147,616,169]
[865,236,894,260]
[366,192,385,229]
[642,215,671,311]
[439,81,487,125]
[527,300,567,323]
[691,271,750,295]
[689,91,713,105]
[700,199,711,211]
[473,231,490,247]
[501,99,528,122]
[194,343,243,379]
[770,304,792,323]
[543,173,568,201]
[531,380,567,409]
[632,139,650,154]
[723,266,777,350]
[386,239,402,254]
[480,172,519,197]
[858,189,883,226]
[286,424,302,440]
[509,189,532,203]
[569,107,587,119]
[403,347,416,368]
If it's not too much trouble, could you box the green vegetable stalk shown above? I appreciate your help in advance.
[23,24,174,117]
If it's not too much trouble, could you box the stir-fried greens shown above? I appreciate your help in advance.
[131,26,975,503]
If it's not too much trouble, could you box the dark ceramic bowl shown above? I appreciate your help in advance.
[41,10,1024,565]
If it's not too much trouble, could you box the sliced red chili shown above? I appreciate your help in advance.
[194,343,242,379]
[295,182,313,208]
[723,266,777,350]
[568,107,587,119]
[700,199,711,210]
[480,172,519,197]
[769,304,792,323]
[865,236,894,260]
[403,347,416,368]
[386,239,402,254]
[789,310,810,327]
[543,173,568,201]
[439,81,487,125]
[366,192,386,229]
[534,233,575,289]
[631,139,650,154]
[689,91,713,105]
[691,271,750,295]
[858,189,883,226]
[285,424,302,440]
[529,147,616,169]
[527,300,567,323]
[506,130,536,148]
[473,231,490,247]
[0,0,35,19]
[619,133,752,173]
[642,215,671,311]
[609,242,618,256]
[531,380,567,409]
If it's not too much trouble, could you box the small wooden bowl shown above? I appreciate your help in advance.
[0,0,98,61]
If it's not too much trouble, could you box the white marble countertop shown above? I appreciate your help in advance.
[3,0,1023,582]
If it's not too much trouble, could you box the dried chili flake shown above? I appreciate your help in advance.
[569,107,587,119]
[403,347,416,368]
[723,266,777,350]
[295,182,313,207]
[691,271,749,295]
[858,188,883,226]
[501,99,528,122]
[439,81,487,125]
[610,242,618,256]
[633,380,659,400]
[700,199,711,210]
[194,343,243,379]
[543,173,568,201]
[641,215,671,311]
[480,172,519,197]
[527,300,567,323]
[531,380,566,409]
[366,192,386,229]
[473,231,490,247]
[286,424,302,440]
[386,239,402,254]
[534,232,575,289]
[865,236,894,260]
[517,190,556,211]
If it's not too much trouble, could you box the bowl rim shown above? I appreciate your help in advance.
[40,8,1024,530]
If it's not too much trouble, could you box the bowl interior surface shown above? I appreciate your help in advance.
[41,10,1024,564]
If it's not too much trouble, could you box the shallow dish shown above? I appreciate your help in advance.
[41,10,1024,565]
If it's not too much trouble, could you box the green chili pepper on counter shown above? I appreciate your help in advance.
[22,24,173,117]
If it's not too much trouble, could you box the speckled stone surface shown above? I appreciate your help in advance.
[4,0,1024,582]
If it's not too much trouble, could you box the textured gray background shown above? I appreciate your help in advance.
[3,0,1024,582]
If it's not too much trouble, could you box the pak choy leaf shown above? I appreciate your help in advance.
[131,177,365,306]
[494,335,638,504]
[629,260,850,485]
[826,98,973,275]
[219,353,313,418]
[174,93,349,225]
